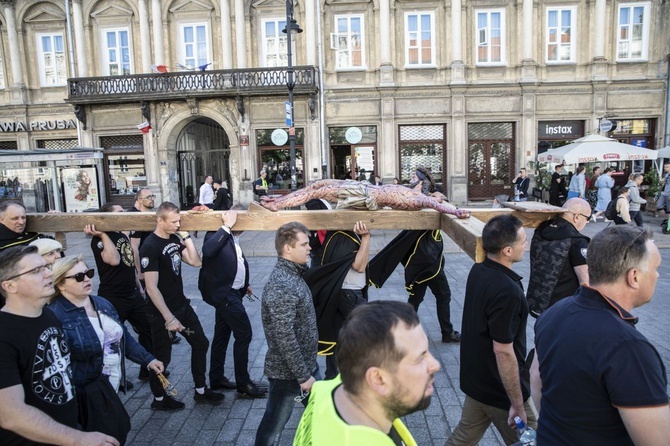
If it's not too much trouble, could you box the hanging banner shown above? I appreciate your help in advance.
[62,167,100,212]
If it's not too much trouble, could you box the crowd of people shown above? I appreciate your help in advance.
[0,163,668,445]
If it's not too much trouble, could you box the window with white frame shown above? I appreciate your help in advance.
[102,28,132,75]
[405,12,435,67]
[0,37,4,89]
[261,18,288,67]
[617,2,650,61]
[178,23,211,69]
[475,9,505,65]
[331,14,365,69]
[546,7,576,63]
[37,33,67,86]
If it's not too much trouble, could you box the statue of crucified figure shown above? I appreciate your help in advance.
[259,178,470,219]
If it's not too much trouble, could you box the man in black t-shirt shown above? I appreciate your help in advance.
[549,164,567,206]
[0,245,118,446]
[526,197,590,317]
[446,215,537,446]
[87,202,154,381]
[140,202,224,411]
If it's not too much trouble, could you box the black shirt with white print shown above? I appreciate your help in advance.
[91,231,137,300]
[139,233,188,314]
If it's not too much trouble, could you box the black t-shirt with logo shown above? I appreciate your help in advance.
[0,310,78,445]
[139,233,187,314]
[91,231,137,300]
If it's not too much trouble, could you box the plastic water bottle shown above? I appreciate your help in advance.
[514,416,537,446]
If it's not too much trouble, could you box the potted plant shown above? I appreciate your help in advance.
[528,161,552,202]
[643,168,662,215]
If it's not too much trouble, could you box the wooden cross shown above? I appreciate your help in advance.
[26,202,562,262]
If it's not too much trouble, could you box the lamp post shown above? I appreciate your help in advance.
[283,0,302,191]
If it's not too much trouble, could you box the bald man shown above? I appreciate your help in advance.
[526,198,591,318]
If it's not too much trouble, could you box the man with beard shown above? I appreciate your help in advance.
[446,215,537,445]
[294,301,439,445]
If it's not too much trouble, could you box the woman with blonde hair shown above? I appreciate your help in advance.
[48,255,163,444]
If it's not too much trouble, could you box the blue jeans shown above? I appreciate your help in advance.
[254,366,320,446]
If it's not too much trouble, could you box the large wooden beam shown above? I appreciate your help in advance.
[440,213,487,262]
[26,203,442,232]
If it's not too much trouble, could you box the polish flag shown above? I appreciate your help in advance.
[137,121,152,134]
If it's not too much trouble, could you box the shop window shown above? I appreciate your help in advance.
[611,119,650,135]
[405,12,435,67]
[37,33,67,86]
[100,135,145,197]
[332,14,366,70]
[37,139,78,150]
[261,18,288,67]
[617,2,650,61]
[101,28,132,76]
[178,23,211,69]
[398,124,445,184]
[546,6,576,63]
[475,9,505,65]
[256,129,304,190]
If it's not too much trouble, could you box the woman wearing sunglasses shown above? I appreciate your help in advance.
[47,255,164,444]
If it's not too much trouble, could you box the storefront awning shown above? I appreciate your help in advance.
[0,148,103,165]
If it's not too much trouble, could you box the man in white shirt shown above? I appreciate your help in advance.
[199,176,214,208]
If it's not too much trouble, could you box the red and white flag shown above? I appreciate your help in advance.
[151,64,168,73]
[137,121,152,134]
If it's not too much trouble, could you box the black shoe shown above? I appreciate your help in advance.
[151,395,185,411]
[237,382,268,398]
[442,331,462,343]
[194,388,225,405]
[211,377,237,390]
[172,335,182,345]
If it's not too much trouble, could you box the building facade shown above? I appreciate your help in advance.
[0,0,668,209]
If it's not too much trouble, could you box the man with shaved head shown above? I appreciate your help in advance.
[526,197,591,317]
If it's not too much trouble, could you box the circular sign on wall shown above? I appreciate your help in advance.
[345,127,363,144]
[271,128,289,146]
[599,119,617,133]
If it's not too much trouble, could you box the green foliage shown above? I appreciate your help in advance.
[644,168,662,200]
[528,161,552,190]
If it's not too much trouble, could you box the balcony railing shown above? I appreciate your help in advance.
[66,66,318,104]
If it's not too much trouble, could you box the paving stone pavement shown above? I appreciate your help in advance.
[57,213,670,446]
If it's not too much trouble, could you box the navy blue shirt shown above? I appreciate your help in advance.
[535,286,668,445]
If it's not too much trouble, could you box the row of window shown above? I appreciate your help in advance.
[5,2,652,88]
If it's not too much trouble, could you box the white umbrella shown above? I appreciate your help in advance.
[657,146,670,159]
[537,134,658,164]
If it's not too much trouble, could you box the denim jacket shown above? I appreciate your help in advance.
[48,294,155,391]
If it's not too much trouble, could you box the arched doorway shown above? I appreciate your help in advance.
[176,118,230,209]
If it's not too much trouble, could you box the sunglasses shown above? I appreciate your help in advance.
[64,268,95,282]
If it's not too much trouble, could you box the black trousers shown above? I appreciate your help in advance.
[209,289,252,387]
[148,303,209,397]
[325,289,366,380]
[105,289,153,355]
[408,269,454,337]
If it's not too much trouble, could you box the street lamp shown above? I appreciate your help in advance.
[283,0,302,191]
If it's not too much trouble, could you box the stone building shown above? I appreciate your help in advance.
[0,0,668,209]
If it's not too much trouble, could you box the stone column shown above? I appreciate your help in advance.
[220,0,233,69]
[234,0,247,68]
[304,0,316,65]
[151,0,165,65]
[520,0,536,82]
[378,0,394,85]
[450,0,465,84]
[139,0,151,72]
[72,0,88,77]
[2,1,23,87]
[593,0,606,59]
[592,0,608,80]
